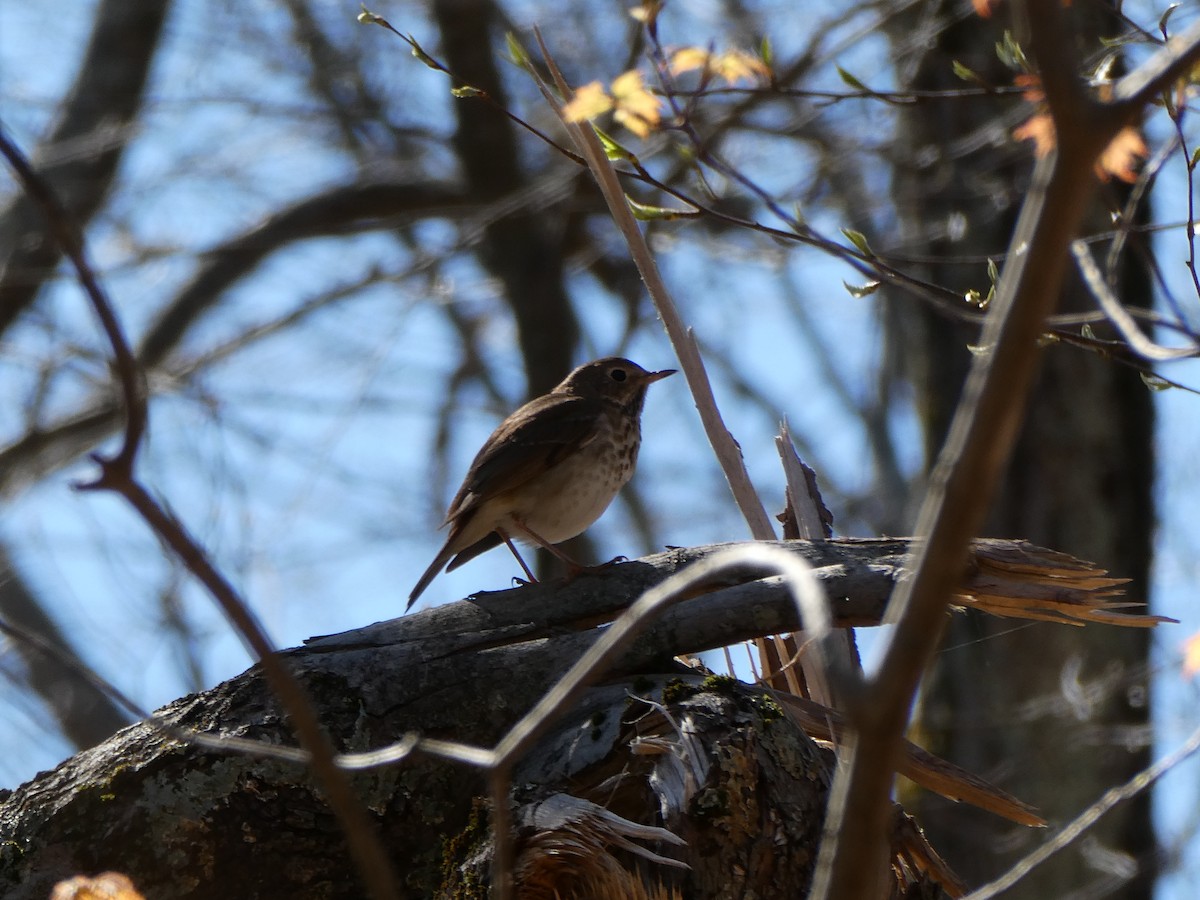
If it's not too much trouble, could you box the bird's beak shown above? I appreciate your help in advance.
[644,368,677,383]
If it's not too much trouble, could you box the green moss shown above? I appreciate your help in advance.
[691,785,730,821]
[661,677,692,703]
[750,692,784,723]
[437,797,489,899]
[0,841,24,864]
[699,674,739,694]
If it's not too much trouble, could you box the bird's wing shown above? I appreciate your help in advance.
[445,393,602,522]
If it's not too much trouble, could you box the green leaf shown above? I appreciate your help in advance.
[966,342,993,356]
[840,228,874,257]
[404,34,440,69]
[1080,323,1096,340]
[1141,372,1173,392]
[987,257,999,285]
[836,66,868,92]
[843,280,881,298]
[1190,146,1200,171]
[594,126,635,161]
[451,85,485,98]
[964,288,983,308]
[505,31,532,72]
[626,196,696,220]
[357,6,404,38]
[760,36,773,70]
[951,60,980,83]
[995,30,1029,71]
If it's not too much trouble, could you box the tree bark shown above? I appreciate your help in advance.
[0,538,1152,899]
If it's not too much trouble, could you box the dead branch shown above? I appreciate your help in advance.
[0,537,1163,899]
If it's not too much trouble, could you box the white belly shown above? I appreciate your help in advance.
[506,435,635,543]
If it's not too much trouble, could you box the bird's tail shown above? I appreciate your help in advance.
[406,545,456,613]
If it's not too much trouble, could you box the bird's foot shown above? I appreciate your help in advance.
[564,555,628,579]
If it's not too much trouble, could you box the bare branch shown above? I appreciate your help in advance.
[810,3,1196,896]
[0,0,168,337]
[964,722,1200,900]
[0,124,147,474]
[1112,17,1200,112]
[0,126,401,900]
[487,543,844,897]
[531,31,778,542]
[139,180,467,368]
[1073,240,1197,361]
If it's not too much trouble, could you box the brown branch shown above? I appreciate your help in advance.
[0,551,132,747]
[0,124,147,474]
[810,4,1200,898]
[531,31,778,542]
[139,180,467,368]
[0,128,400,900]
[1,536,1157,896]
[0,0,168,337]
[94,480,402,900]
[0,181,469,500]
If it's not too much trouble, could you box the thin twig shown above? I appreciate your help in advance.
[486,542,849,898]
[529,29,777,542]
[0,125,401,900]
[810,5,1200,898]
[1072,240,1197,360]
[964,722,1200,900]
[0,121,146,473]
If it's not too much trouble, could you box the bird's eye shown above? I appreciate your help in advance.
[609,367,628,382]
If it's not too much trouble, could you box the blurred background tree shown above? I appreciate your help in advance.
[1,0,1198,896]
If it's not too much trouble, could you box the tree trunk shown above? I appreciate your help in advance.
[887,5,1155,896]
[3,538,1129,899]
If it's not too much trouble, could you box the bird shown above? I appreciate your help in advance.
[407,357,676,611]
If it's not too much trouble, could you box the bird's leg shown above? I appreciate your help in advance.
[507,518,623,578]
[497,527,538,584]
[506,518,586,571]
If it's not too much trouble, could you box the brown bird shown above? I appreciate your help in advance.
[407,357,675,610]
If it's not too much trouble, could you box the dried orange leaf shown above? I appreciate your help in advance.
[611,70,662,137]
[669,47,712,76]
[628,0,663,25]
[1013,112,1056,157]
[973,0,1001,17]
[562,81,613,124]
[1014,72,1044,102]
[712,49,771,84]
[1095,126,1148,183]
[52,872,145,900]
[1184,631,1200,678]
[668,47,769,84]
